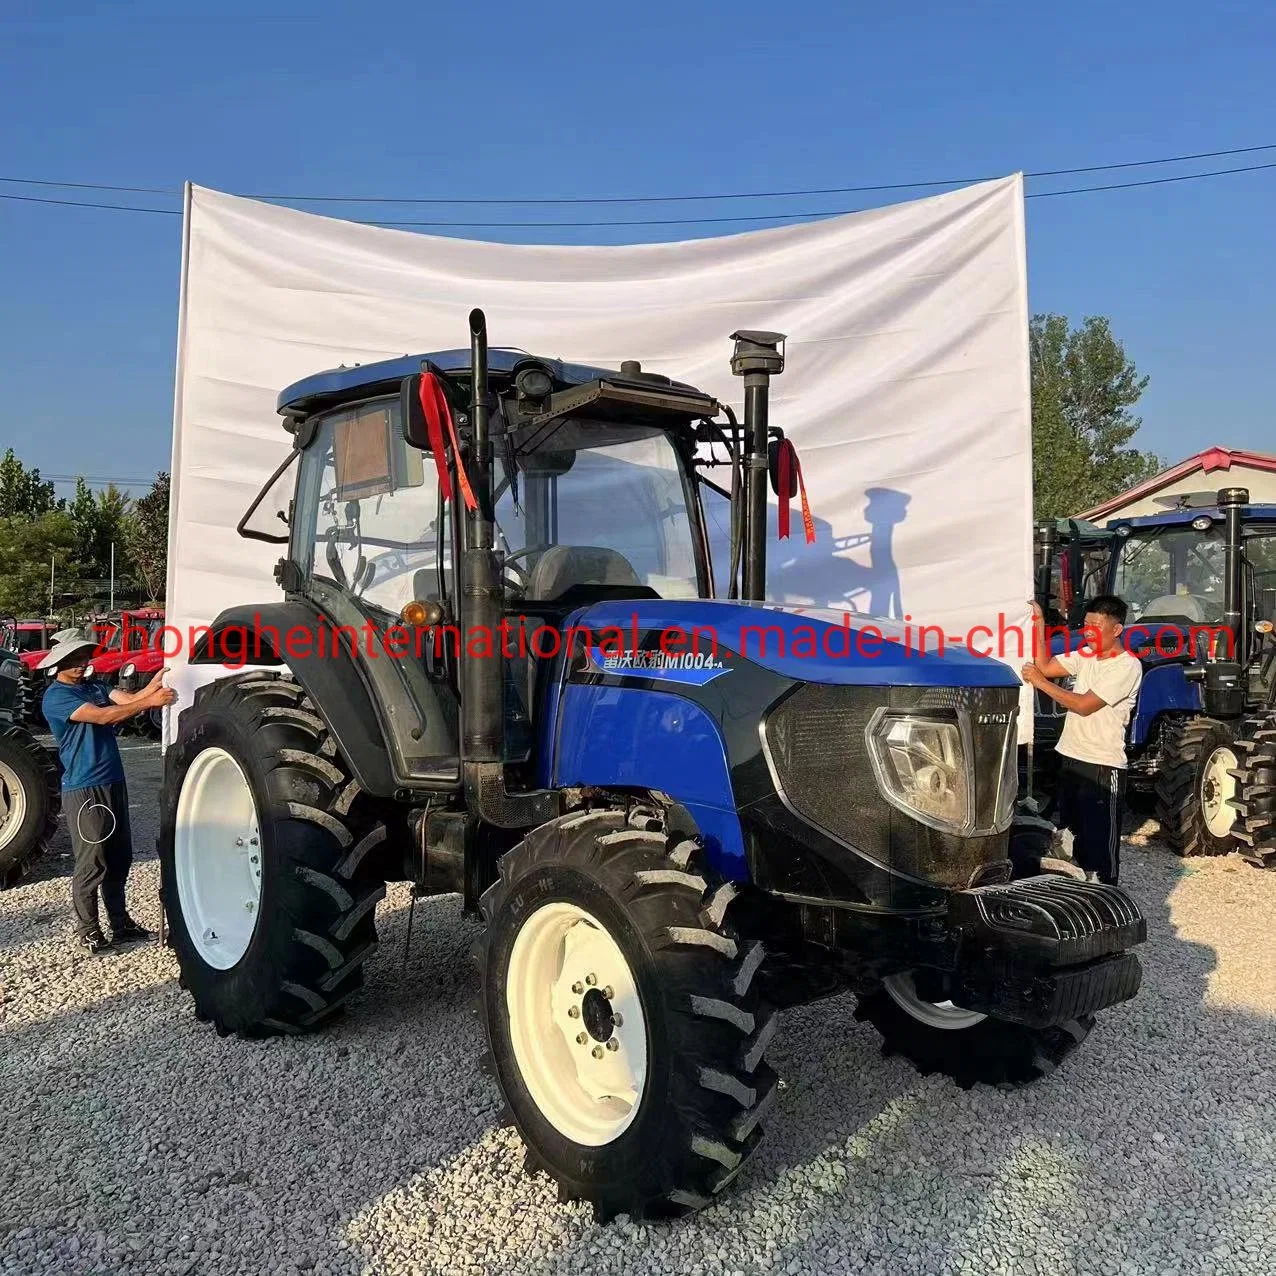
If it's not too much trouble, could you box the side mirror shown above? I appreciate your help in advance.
[767,439,797,498]
[401,375,429,450]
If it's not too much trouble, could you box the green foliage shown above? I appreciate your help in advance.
[0,456,166,614]
[1030,314,1161,519]
[124,472,170,602]
[0,511,85,615]
[0,449,61,519]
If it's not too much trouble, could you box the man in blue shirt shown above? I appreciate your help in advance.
[40,633,178,955]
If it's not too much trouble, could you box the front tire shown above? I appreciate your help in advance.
[476,809,778,1218]
[159,673,388,1036]
[0,723,60,888]
[855,973,1093,1088]
[1155,716,1238,857]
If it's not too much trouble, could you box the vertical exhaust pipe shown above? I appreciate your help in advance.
[461,308,502,763]
[730,330,786,602]
[1219,486,1249,667]
[459,308,558,829]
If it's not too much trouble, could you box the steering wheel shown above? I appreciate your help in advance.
[502,546,548,590]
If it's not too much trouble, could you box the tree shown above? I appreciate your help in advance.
[0,449,60,519]
[0,512,84,615]
[1030,314,1161,519]
[68,477,135,598]
[125,472,170,602]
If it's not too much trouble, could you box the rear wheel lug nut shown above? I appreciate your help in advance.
[606,1038,619,1052]
[591,1045,604,1059]
[612,1013,623,1028]
[567,1006,580,1019]
[571,981,583,994]
[585,973,597,986]
[576,1032,588,1045]
[602,985,614,999]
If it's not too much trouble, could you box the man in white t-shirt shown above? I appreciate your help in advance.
[1021,594,1143,884]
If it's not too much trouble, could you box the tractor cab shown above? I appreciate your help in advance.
[217,321,782,810]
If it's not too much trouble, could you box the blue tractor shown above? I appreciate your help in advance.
[160,311,1146,1217]
[1090,492,1276,865]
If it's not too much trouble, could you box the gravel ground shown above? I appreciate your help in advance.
[3,744,1275,1276]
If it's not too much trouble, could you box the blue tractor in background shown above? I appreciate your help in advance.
[1032,491,1276,867]
[1108,492,1276,865]
[160,311,1146,1217]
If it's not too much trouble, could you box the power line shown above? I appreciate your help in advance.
[2,158,1275,228]
[2,141,1275,207]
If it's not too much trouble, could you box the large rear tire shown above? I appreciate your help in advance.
[1154,716,1238,857]
[855,974,1093,1088]
[159,673,389,1036]
[0,723,60,888]
[1231,715,1276,869]
[476,808,778,1218]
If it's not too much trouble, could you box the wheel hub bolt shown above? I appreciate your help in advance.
[585,973,597,986]
[606,1038,619,1052]
[571,981,584,994]
[235,838,245,847]
[567,1006,580,1019]
[612,1013,623,1028]
[576,1032,588,1045]
[591,1045,604,1059]
[603,986,614,999]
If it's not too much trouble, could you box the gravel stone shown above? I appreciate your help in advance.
[2,748,1275,1274]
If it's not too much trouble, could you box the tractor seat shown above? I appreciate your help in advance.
[1141,593,1207,622]
[524,545,643,602]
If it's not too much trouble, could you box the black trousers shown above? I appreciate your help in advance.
[1055,755,1125,885]
[65,781,133,936]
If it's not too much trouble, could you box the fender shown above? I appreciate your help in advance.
[552,682,748,881]
[189,601,457,799]
[1130,661,1202,749]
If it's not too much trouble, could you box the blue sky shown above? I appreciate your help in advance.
[2,0,1274,498]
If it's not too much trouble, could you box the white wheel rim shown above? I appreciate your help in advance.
[0,759,28,852]
[1201,746,1239,838]
[505,901,648,1147]
[883,971,986,1030]
[174,747,263,969]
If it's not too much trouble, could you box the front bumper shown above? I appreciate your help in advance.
[943,875,1147,1027]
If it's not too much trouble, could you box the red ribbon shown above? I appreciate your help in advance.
[776,439,816,544]
[418,372,477,511]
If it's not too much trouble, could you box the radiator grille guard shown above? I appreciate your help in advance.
[762,683,1020,889]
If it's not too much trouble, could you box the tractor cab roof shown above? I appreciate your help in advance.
[1108,504,1276,531]
[277,349,706,419]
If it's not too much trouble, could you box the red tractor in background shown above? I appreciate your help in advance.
[4,610,166,732]
[91,609,167,738]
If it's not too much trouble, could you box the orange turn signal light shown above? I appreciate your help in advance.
[401,599,443,628]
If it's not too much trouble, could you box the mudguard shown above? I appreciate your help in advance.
[190,601,457,798]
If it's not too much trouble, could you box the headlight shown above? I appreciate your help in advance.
[866,711,971,834]
[120,663,136,678]
[0,658,19,680]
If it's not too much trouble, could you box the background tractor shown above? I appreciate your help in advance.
[1106,491,1276,864]
[0,634,60,888]
[161,310,1146,1217]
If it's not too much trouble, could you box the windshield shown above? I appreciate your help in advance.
[292,396,702,617]
[1112,526,1226,622]
[493,429,701,600]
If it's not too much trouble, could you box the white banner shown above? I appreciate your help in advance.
[167,178,1033,734]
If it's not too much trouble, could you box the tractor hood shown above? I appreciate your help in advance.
[570,599,1019,688]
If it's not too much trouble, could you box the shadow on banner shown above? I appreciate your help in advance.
[704,485,912,618]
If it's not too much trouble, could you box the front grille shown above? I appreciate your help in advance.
[763,683,1018,889]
